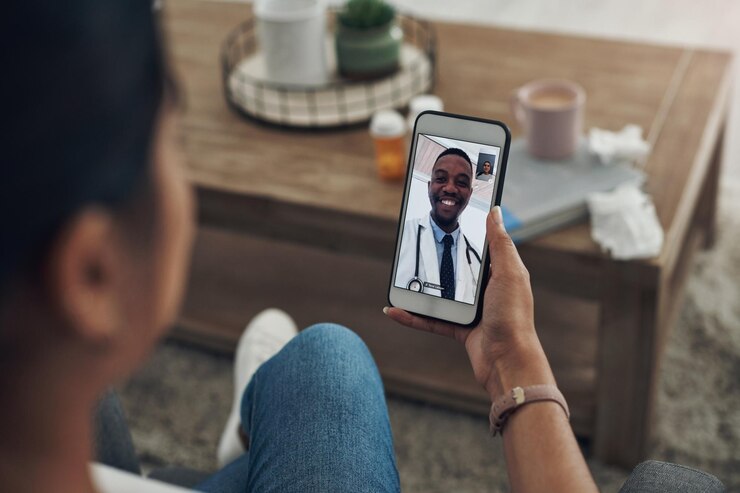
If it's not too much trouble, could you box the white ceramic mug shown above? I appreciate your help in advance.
[255,0,328,86]
[511,79,586,159]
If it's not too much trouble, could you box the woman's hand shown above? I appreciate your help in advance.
[384,206,554,399]
[387,207,597,492]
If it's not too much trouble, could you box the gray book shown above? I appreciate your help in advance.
[502,138,645,243]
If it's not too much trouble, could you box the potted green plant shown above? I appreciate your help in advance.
[335,0,403,80]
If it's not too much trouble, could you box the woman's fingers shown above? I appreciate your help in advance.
[383,307,468,343]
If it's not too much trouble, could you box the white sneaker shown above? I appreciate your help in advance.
[216,308,298,467]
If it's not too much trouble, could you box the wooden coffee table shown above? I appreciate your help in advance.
[163,0,732,467]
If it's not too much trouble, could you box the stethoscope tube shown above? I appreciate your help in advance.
[406,224,424,292]
[464,236,482,265]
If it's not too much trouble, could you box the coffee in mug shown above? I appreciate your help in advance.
[511,79,586,159]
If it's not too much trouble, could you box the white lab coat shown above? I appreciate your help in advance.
[395,215,480,304]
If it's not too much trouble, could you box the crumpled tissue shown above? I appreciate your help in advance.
[589,124,650,165]
[587,184,664,260]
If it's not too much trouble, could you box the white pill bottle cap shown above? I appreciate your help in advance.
[370,110,406,138]
[407,95,444,129]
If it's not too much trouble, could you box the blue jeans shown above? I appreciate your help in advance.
[195,324,401,493]
[95,327,726,492]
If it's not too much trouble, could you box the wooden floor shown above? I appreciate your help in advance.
[180,226,598,435]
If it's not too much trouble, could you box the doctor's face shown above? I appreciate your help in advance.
[428,155,473,229]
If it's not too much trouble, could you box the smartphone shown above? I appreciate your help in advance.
[388,111,510,326]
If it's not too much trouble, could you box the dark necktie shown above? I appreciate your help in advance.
[440,234,455,300]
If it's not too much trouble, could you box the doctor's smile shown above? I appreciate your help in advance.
[435,194,462,214]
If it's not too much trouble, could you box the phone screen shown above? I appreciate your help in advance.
[393,133,501,305]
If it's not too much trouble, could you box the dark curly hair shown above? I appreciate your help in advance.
[434,148,473,175]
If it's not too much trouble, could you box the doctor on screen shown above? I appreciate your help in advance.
[396,148,482,304]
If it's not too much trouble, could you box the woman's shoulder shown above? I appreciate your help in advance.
[91,463,194,493]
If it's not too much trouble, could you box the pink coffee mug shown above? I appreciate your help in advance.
[511,79,586,160]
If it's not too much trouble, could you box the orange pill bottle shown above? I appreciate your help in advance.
[369,110,407,181]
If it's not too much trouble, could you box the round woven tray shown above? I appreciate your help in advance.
[221,12,436,129]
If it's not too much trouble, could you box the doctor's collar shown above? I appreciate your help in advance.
[429,214,460,242]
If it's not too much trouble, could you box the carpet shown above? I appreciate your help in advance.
[119,180,740,492]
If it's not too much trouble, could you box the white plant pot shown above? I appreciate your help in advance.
[255,0,328,86]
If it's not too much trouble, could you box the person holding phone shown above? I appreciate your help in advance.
[1,2,399,492]
[395,148,482,304]
[0,1,598,492]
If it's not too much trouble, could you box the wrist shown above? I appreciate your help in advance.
[484,334,555,399]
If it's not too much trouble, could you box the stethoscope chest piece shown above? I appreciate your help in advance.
[407,277,423,292]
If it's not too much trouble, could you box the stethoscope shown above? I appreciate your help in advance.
[406,223,482,292]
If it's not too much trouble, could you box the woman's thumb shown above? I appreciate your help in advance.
[486,206,516,261]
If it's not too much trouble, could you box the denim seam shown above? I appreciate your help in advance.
[248,370,259,436]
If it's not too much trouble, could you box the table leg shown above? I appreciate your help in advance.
[698,126,724,249]
[594,263,661,467]
[593,121,725,466]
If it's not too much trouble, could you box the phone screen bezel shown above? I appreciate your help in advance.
[387,110,511,326]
